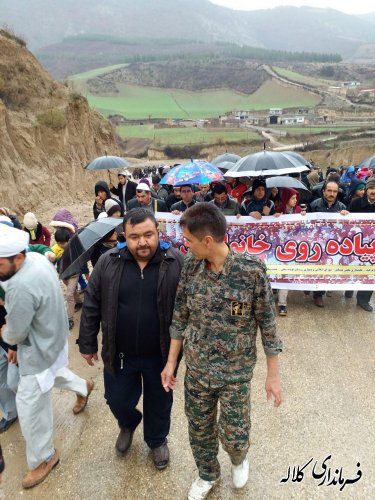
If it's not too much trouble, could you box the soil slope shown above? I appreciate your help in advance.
[0,30,120,215]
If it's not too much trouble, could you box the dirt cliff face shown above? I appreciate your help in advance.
[0,31,120,216]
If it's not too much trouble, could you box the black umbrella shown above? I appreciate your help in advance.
[281,151,312,168]
[85,154,130,183]
[211,153,241,165]
[60,217,122,279]
[357,155,375,169]
[215,161,238,173]
[266,176,312,203]
[224,151,310,178]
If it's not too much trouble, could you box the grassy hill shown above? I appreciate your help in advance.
[78,80,320,120]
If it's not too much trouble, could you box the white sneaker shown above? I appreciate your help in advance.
[231,457,249,489]
[188,477,216,500]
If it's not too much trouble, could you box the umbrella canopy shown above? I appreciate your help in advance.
[281,151,312,168]
[60,217,122,279]
[224,151,310,178]
[215,161,238,173]
[160,160,224,186]
[357,155,375,169]
[266,176,312,203]
[85,155,129,171]
[211,153,241,166]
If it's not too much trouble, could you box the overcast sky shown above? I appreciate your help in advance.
[210,1,374,16]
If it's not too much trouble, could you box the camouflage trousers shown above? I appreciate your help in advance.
[184,371,252,482]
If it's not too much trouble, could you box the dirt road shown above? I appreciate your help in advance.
[1,203,374,499]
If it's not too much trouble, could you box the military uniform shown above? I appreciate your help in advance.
[170,249,283,481]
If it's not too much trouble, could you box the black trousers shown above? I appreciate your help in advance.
[104,355,173,449]
[357,290,373,304]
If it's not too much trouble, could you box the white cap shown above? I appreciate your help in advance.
[118,170,131,177]
[97,212,108,219]
[0,225,29,257]
[136,182,151,192]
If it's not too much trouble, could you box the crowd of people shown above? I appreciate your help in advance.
[0,159,374,498]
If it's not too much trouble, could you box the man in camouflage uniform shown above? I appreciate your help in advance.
[161,203,283,500]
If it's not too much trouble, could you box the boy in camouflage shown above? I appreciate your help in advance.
[161,203,283,500]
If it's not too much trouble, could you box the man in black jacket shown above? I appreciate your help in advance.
[109,170,137,207]
[78,209,183,469]
[347,175,375,311]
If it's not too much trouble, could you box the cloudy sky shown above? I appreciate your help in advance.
[210,1,374,16]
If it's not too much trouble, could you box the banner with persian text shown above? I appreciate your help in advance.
[156,212,375,290]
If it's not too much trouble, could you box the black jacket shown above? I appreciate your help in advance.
[93,180,124,219]
[348,196,375,213]
[78,245,184,374]
[110,180,137,206]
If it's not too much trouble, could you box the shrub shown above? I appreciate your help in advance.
[0,27,26,47]
[37,109,67,129]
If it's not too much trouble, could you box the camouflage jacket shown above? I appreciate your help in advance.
[170,248,282,388]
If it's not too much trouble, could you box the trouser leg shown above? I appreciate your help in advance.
[357,290,373,304]
[141,355,173,449]
[16,374,54,469]
[278,289,288,307]
[313,291,325,298]
[0,347,17,420]
[63,275,80,320]
[218,381,251,466]
[54,367,87,396]
[184,372,220,482]
[104,357,143,431]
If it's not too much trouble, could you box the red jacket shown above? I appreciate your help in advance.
[275,188,302,214]
[24,223,51,246]
[225,181,247,203]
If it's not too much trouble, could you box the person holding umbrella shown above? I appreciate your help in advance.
[109,170,137,207]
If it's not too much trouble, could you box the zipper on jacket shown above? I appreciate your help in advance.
[119,352,124,370]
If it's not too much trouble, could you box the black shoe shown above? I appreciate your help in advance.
[357,302,373,312]
[0,416,18,433]
[345,291,354,298]
[115,428,135,457]
[74,303,83,312]
[68,319,74,330]
[278,305,287,316]
[151,441,169,470]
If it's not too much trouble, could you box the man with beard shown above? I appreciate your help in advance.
[78,209,183,469]
[0,225,93,489]
[210,183,240,215]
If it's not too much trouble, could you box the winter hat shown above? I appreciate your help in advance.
[50,208,79,234]
[0,224,29,257]
[365,176,375,189]
[23,212,38,230]
[251,179,267,192]
[105,199,121,217]
[136,182,151,192]
[0,216,14,227]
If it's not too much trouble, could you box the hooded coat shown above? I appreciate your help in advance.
[275,188,302,214]
[93,181,124,219]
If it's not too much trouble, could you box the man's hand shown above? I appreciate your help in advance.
[81,353,98,366]
[7,349,17,364]
[109,182,114,189]
[171,210,181,215]
[46,252,57,263]
[340,210,349,215]
[161,361,177,392]
[265,374,282,407]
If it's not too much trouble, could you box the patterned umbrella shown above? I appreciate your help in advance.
[160,160,224,186]
[224,151,310,178]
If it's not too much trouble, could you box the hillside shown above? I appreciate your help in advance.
[2,0,375,71]
[0,30,120,214]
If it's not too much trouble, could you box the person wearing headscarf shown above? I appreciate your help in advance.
[23,212,51,246]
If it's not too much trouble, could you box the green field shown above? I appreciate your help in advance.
[117,125,260,145]
[84,79,320,120]
[272,67,332,87]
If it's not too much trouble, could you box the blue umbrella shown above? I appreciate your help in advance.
[160,159,224,186]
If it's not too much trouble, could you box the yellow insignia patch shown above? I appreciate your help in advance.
[231,301,244,316]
